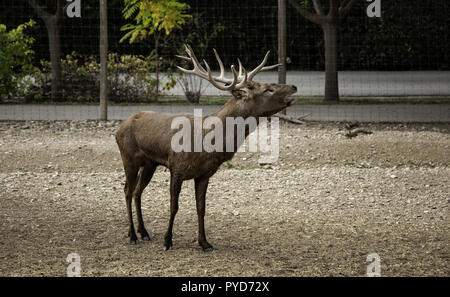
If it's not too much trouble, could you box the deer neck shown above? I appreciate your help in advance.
[212,97,260,155]
[215,97,254,121]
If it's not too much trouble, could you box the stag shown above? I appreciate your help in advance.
[115,45,297,251]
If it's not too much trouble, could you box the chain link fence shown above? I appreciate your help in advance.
[0,0,449,121]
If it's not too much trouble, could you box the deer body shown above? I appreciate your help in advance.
[116,45,296,251]
[116,111,231,180]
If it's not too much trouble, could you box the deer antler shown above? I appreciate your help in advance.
[176,44,280,91]
[176,44,238,91]
[248,50,281,81]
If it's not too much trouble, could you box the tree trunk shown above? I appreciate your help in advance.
[287,0,357,102]
[46,17,63,102]
[278,0,287,114]
[28,0,64,102]
[322,22,339,102]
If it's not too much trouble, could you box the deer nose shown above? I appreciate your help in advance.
[291,85,297,91]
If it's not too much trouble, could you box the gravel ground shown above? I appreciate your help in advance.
[0,120,449,276]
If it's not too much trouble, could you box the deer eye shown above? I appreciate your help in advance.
[264,89,275,94]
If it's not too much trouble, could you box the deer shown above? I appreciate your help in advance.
[115,44,297,252]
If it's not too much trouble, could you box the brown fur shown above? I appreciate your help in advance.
[115,81,297,251]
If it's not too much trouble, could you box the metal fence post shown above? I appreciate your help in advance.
[278,0,287,115]
[99,0,108,120]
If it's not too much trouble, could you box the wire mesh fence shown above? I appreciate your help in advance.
[0,0,449,121]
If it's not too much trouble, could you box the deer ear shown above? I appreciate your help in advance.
[231,89,247,100]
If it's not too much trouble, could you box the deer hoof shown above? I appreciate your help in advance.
[139,229,151,241]
[203,246,215,253]
[129,239,138,245]
[164,239,172,251]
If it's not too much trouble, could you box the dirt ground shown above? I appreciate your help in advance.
[0,120,448,276]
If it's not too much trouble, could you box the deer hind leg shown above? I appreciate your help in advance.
[195,176,214,252]
[164,172,183,251]
[123,163,139,244]
[133,163,157,241]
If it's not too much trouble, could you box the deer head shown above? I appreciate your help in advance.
[177,44,297,117]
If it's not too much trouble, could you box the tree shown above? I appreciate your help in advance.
[0,20,36,101]
[288,0,356,101]
[28,0,64,102]
[120,0,191,98]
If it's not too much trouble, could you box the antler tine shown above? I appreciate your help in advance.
[176,65,192,74]
[237,58,243,79]
[175,55,191,62]
[248,50,280,81]
[235,62,248,89]
[204,59,238,91]
[261,63,282,71]
[213,48,226,81]
[184,44,207,73]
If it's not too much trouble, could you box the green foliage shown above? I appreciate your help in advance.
[1,0,448,105]
[20,52,169,103]
[108,53,161,102]
[0,19,36,101]
[120,0,191,44]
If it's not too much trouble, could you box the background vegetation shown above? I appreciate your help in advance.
[0,0,448,102]
[2,0,448,70]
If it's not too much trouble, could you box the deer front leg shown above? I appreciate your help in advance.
[164,173,183,251]
[195,177,214,252]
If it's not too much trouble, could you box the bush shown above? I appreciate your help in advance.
[20,52,173,103]
[108,53,160,103]
[0,19,37,102]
